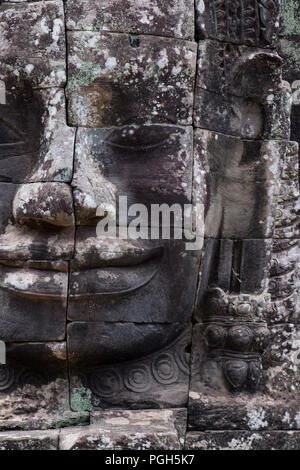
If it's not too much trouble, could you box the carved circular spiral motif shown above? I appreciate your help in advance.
[0,366,15,392]
[152,353,179,385]
[123,365,151,393]
[175,341,190,374]
[205,325,226,349]
[228,325,253,352]
[89,368,122,398]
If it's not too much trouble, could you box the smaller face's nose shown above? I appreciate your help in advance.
[13,182,75,229]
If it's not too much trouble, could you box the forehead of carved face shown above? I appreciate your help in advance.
[0,0,203,366]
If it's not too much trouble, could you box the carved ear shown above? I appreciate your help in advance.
[229,51,282,99]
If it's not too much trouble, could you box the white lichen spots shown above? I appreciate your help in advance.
[0,81,5,105]
[197,0,205,14]
[25,64,34,75]
[282,411,291,425]
[189,391,201,400]
[157,49,169,69]
[139,12,151,25]
[105,57,117,70]
[52,18,64,44]
[172,65,182,76]
[226,434,262,450]
[40,17,50,35]
[247,408,268,430]
[266,94,275,104]
[295,412,300,429]
[4,272,39,291]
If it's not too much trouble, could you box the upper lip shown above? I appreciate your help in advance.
[70,245,164,271]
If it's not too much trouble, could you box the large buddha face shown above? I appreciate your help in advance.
[0,0,202,373]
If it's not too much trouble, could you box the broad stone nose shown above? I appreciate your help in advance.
[72,187,116,226]
[13,182,75,229]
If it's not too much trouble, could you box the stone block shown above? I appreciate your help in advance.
[67,32,197,127]
[66,0,195,40]
[0,1,66,87]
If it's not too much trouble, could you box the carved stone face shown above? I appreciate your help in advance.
[0,1,201,373]
[1,0,298,427]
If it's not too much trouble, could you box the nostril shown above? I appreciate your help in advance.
[13,183,75,229]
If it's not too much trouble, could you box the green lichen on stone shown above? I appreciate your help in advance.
[280,39,300,76]
[67,62,99,94]
[70,387,93,412]
[280,0,300,37]
[54,412,89,429]
[53,168,73,182]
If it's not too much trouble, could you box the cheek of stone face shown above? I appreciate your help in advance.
[67,123,202,362]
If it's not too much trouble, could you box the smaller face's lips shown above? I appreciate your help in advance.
[0,267,68,300]
[0,260,68,272]
[0,244,164,299]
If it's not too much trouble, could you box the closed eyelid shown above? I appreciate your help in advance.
[104,138,170,151]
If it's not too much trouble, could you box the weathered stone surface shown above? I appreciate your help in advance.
[0,85,75,183]
[66,0,195,40]
[274,141,300,239]
[0,1,66,88]
[185,431,300,450]
[0,429,59,450]
[188,323,300,431]
[67,32,197,127]
[60,409,186,450]
[0,265,67,341]
[196,239,273,301]
[194,130,282,239]
[0,343,87,430]
[195,0,280,47]
[72,125,194,224]
[69,327,191,410]
[29,89,75,183]
[269,239,300,323]
[279,0,300,146]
